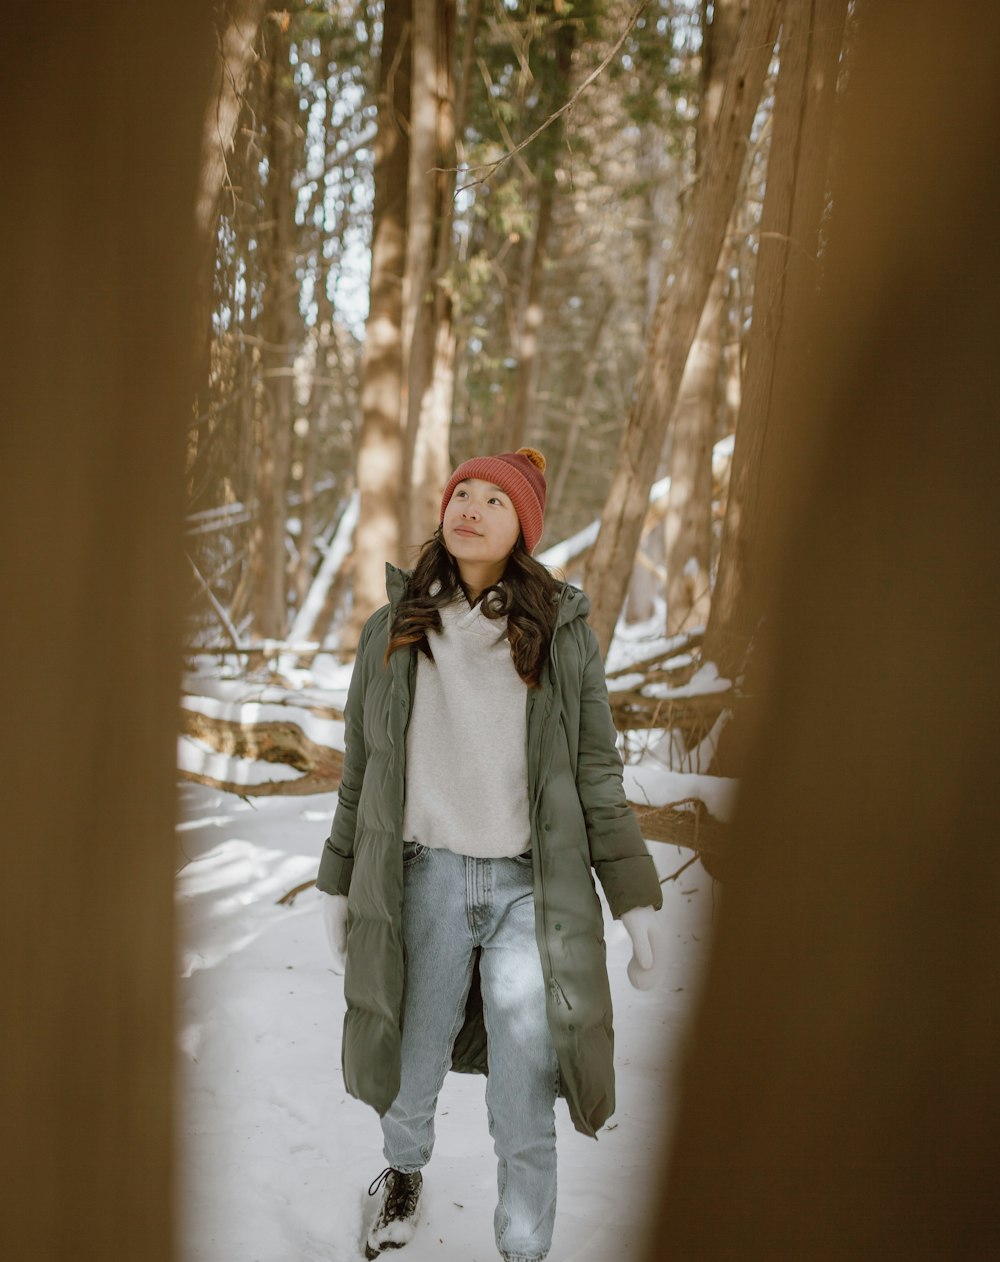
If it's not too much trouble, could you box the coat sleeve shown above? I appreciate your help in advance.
[575,623,663,918]
[315,615,377,896]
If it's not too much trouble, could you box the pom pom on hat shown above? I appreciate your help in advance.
[440,446,548,553]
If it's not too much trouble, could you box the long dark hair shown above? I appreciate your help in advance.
[385,528,558,686]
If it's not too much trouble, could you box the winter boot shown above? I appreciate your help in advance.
[364,1167,423,1259]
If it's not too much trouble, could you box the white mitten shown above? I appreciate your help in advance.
[321,891,348,975]
[621,905,658,991]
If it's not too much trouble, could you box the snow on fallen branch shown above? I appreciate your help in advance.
[178,696,344,796]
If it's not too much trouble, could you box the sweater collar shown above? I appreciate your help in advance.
[437,593,506,639]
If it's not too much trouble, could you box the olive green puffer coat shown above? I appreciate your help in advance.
[317,564,662,1138]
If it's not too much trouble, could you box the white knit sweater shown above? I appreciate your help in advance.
[401,596,531,858]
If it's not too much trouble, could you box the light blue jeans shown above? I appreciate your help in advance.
[381,844,559,1262]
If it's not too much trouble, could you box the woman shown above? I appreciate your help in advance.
[317,448,662,1262]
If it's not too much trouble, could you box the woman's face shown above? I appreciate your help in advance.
[442,477,521,569]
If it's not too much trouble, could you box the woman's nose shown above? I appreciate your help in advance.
[462,502,480,518]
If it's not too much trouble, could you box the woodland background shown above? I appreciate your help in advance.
[186,0,843,679]
[4,1,1000,1259]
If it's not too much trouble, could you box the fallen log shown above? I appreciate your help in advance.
[605,630,706,681]
[179,767,340,797]
[609,688,731,743]
[178,709,343,795]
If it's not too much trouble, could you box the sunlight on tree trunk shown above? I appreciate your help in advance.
[664,252,727,635]
[404,0,461,553]
[250,22,298,642]
[194,0,267,367]
[350,0,412,640]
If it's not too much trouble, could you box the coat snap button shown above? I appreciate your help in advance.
[568,1023,576,1031]
[554,923,561,931]
[543,823,551,831]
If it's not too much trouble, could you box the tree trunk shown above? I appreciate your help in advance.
[548,290,614,520]
[651,1,1000,1252]
[410,311,458,546]
[403,0,460,553]
[249,25,299,642]
[584,0,783,657]
[295,59,341,613]
[505,179,555,452]
[505,19,576,453]
[704,0,848,680]
[349,0,412,640]
[194,0,267,358]
[295,326,323,610]
[1,7,211,1257]
[663,0,743,637]
[664,251,728,634]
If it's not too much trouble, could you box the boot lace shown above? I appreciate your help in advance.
[368,1167,420,1218]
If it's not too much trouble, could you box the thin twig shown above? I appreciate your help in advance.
[276,877,317,906]
[661,854,699,884]
[186,553,244,655]
[449,0,652,194]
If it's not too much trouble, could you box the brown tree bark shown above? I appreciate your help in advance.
[349,0,412,639]
[249,23,300,642]
[411,0,481,549]
[663,252,728,634]
[0,7,211,1258]
[194,0,268,350]
[649,1,1000,1253]
[293,54,337,614]
[548,289,614,521]
[583,0,782,656]
[505,18,576,454]
[704,0,848,679]
[402,0,459,553]
[505,179,555,452]
[663,0,744,637]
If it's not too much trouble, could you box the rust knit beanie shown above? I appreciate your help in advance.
[439,447,547,554]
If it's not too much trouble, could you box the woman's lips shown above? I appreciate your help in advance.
[453,526,481,536]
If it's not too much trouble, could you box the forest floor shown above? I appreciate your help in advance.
[177,613,719,1262]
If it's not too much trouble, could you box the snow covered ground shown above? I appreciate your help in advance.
[176,782,712,1262]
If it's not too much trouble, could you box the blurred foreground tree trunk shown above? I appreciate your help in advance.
[649,1,1000,1255]
[584,0,782,656]
[350,0,412,640]
[704,0,847,680]
[0,7,211,1259]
